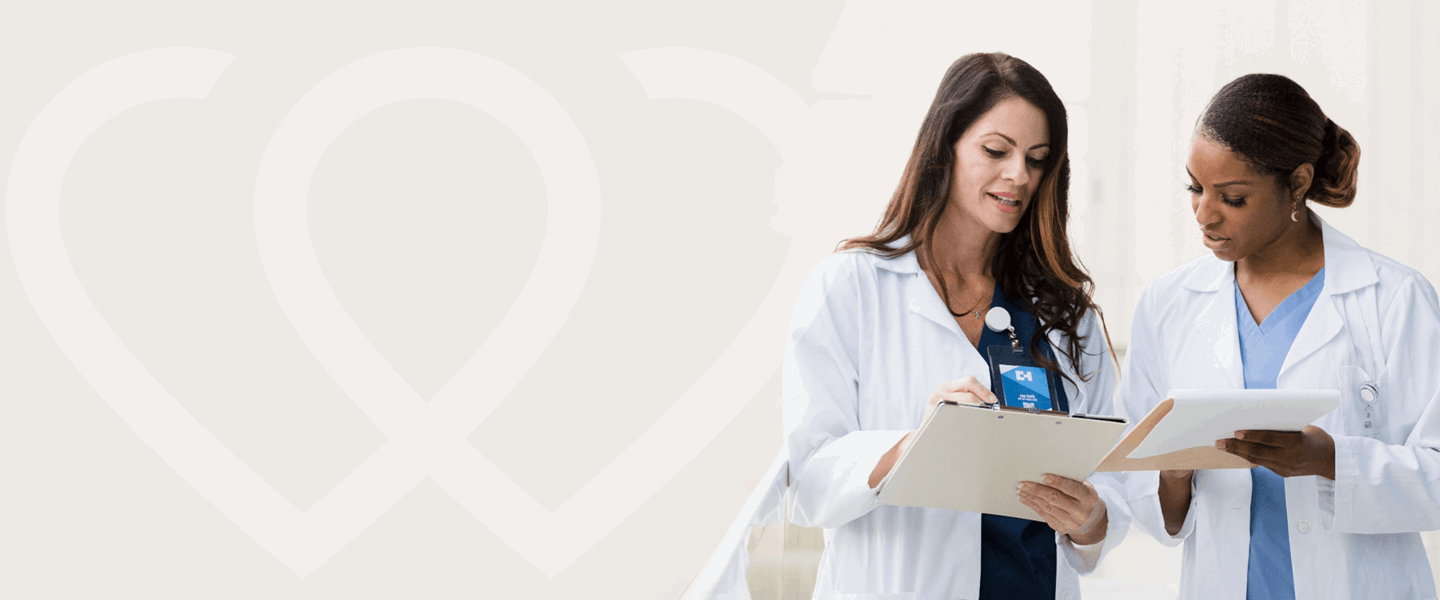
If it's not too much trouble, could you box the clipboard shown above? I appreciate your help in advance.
[876,402,1127,521]
[1095,389,1341,472]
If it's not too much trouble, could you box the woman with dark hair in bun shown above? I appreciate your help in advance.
[1120,73,1440,599]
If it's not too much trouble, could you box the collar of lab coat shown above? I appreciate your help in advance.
[870,237,964,340]
[875,236,1090,405]
[1174,211,1378,384]
[869,235,923,274]
[840,236,963,337]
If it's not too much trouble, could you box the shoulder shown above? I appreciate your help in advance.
[1136,253,1228,310]
[1321,220,1438,312]
[792,246,919,327]
[792,250,884,324]
[808,245,919,288]
[1353,246,1440,315]
[1361,246,1429,292]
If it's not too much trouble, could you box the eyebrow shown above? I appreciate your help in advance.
[985,132,1049,151]
[1185,167,1250,188]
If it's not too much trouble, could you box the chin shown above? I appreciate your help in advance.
[987,216,1024,235]
[1207,247,1242,263]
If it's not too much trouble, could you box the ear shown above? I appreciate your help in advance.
[1289,163,1315,200]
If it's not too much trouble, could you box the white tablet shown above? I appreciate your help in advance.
[1126,389,1340,459]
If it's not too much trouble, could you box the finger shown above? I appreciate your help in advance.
[1216,439,1288,471]
[940,391,986,406]
[1016,493,1071,529]
[940,376,998,405]
[1041,474,1095,501]
[1021,480,1088,510]
[1020,493,1083,532]
[1216,438,1281,458]
[1019,483,1090,524]
[938,375,980,392]
[1016,494,1051,523]
[1233,430,1301,448]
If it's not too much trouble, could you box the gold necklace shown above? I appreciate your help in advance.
[924,249,988,320]
[947,288,988,320]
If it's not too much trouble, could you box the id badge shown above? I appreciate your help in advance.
[985,344,1068,412]
[981,306,1067,413]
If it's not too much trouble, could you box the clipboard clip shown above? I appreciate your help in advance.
[944,401,1068,417]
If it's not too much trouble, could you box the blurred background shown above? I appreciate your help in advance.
[0,1,1436,599]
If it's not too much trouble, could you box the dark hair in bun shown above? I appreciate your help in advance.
[1198,73,1360,207]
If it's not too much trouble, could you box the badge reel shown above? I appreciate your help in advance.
[983,307,1065,414]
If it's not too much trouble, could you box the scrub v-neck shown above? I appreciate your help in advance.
[1235,267,1325,600]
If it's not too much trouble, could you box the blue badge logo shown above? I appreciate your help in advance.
[999,365,1052,410]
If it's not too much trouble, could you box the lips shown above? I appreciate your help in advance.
[1202,232,1229,250]
[988,192,1020,213]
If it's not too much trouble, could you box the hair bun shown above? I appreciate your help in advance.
[1310,118,1360,208]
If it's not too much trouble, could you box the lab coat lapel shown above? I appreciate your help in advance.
[908,270,965,341]
[1281,287,1343,377]
[906,269,996,388]
[1281,217,1377,376]
[1184,261,1244,389]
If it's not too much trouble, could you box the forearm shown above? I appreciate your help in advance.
[1158,472,1193,536]
[868,432,910,488]
[788,429,911,528]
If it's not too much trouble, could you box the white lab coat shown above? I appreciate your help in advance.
[1120,215,1440,600]
[784,243,1130,600]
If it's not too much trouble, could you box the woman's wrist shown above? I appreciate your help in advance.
[1066,501,1108,546]
[868,432,912,489]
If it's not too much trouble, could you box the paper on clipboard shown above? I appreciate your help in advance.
[876,403,1127,521]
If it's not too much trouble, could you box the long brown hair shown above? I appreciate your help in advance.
[841,52,1110,382]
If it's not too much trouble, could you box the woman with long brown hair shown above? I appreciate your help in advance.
[783,52,1126,600]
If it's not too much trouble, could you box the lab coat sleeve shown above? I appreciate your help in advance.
[1059,310,1133,574]
[783,255,910,529]
[1319,274,1440,534]
[1118,284,1198,546]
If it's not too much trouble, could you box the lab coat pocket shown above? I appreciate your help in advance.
[1337,365,1380,438]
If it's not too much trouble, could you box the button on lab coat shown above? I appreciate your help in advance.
[1120,216,1440,600]
[784,246,1129,600]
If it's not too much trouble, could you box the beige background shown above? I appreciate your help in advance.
[0,1,1436,599]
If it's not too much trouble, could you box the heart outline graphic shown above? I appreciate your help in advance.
[9,45,833,578]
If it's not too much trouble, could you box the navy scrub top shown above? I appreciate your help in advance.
[976,283,1069,600]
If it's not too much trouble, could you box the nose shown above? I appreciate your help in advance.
[1193,192,1222,227]
[1003,154,1031,188]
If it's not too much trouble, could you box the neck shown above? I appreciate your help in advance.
[925,207,1002,282]
[1237,211,1325,280]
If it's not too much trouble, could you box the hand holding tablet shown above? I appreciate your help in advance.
[1096,389,1340,472]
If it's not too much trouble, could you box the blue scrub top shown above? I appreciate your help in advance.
[1236,268,1325,600]
[977,283,1069,600]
